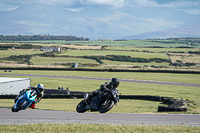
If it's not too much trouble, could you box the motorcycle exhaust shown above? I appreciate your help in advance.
[84,93,89,104]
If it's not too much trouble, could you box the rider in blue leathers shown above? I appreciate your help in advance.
[15,84,44,108]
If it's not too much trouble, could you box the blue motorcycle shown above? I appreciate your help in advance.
[11,90,37,112]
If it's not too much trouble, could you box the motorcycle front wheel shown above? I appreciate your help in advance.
[11,106,18,112]
[99,98,115,113]
[11,100,27,112]
[76,100,87,113]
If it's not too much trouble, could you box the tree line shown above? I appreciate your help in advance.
[0,44,41,50]
[0,35,89,41]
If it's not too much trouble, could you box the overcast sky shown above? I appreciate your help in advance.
[0,0,200,15]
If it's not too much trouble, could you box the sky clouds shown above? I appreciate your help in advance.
[0,0,200,15]
[80,0,124,7]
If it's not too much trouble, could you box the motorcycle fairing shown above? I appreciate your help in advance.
[13,90,37,110]
[86,91,112,110]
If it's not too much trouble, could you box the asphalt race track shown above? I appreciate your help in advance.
[1,73,200,87]
[0,108,200,126]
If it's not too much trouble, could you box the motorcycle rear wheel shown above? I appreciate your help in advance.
[76,100,87,113]
[99,98,115,113]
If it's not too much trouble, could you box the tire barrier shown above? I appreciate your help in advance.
[119,95,162,102]
[161,97,175,105]
[43,94,83,99]
[0,92,188,112]
[0,95,17,99]
[158,106,187,112]
[44,89,70,95]
[44,89,90,95]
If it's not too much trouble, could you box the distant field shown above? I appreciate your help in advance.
[0,50,45,57]
[170,53,200,63]
[6,39,200,47]
[106,47,197,53]
[102,60,170,67]
[31,57,99,65]
[62,40,200,47]
[1,40,199,70]
[62,44,102,49]
[58,50,168,59]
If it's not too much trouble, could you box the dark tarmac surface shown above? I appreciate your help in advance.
[0,108,200,126]
[1,73,200,87]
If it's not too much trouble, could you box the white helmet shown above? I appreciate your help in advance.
[37,84,44,92]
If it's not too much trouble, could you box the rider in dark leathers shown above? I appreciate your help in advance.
[86,78,120,102]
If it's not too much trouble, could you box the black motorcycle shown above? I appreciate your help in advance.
[76,89,119,113]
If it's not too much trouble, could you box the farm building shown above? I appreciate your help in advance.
[40,46,60,51]
[0,77,31,95]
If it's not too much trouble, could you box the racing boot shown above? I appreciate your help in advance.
[29,103,35,109]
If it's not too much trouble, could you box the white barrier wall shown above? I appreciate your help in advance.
[0,77,31,95]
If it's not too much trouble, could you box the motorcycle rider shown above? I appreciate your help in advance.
[14,84,44,109]
[85,78,120,103]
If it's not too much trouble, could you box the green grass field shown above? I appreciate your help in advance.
[1,70,199,84]
[1,40,200,131]
[58,50,169,59]
[102,60,170,67]
[31,56,170,67]
[31,57,99,65]
[0,99,161,113]
[1,41,200,70]
[0,70,200,113]
[106,46,197,53]
[10,39,199,47]
[0,124,199,133]
[1,39,200,114]
[0,50,45,58]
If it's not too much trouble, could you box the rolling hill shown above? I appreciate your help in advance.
[0,3,200,40]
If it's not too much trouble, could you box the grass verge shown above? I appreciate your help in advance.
[0,124,199,133]
[1,70,200,84]
[0,99,161,113]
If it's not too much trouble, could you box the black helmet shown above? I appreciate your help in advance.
[111,78,119,88]
[37,84,44,92]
